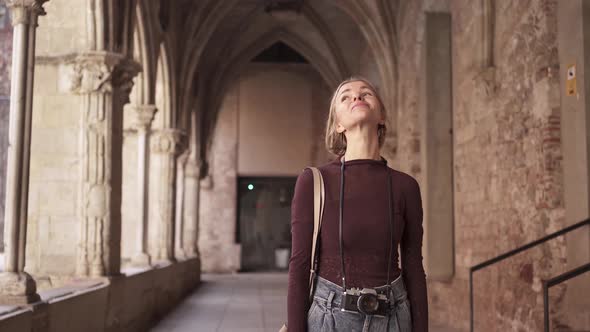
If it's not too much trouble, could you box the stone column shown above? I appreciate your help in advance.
[174,152,189,260]
[128,104,157,267]
[0,0,47,305]
[183,158,201,258]
[70,52,140,277]
[151,128,184,263]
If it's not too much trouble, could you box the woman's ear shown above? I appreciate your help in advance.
[336,123,346,133]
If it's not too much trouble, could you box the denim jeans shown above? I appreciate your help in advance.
[307,275,412,332]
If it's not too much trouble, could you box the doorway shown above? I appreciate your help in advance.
[238,176,296,271]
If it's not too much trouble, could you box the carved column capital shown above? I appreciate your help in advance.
[126,104,157,131]
[113,57,142,99]
[151,128,187,155]
[66,52,141,95]
[67,52,123,94]
[6,0,47,26]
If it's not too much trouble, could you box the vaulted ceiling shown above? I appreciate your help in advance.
[134,0,400,163]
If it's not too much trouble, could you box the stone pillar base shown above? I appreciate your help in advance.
[130,253,152,267]
[155,255,177,265]
[0,272,41,305]
[185,246,200,259]
[155,246,177,264]
[162,257,177,264]
[175,249,187,261]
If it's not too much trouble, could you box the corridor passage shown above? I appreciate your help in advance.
[150,273,457,332]
[151,273,287,332]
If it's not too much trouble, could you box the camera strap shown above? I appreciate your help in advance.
[308,167,325,303]
[339,156,394,294]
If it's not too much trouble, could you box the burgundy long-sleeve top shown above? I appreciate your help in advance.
[287,157,428,332]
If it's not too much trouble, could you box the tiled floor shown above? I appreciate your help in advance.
[151,273,287,332]
[150,273,459,332]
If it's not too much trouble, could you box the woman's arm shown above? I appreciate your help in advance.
[401,177,429,332]
[287,168,315,332]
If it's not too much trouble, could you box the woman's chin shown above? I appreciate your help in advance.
[345,120,381,132]
[351,111,379,123]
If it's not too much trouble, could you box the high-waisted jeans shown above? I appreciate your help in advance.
[307,275,412,332]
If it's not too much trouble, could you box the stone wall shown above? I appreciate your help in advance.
[0,257,200,332]
[237,67,316,176]
[198,77,241,272]
[198,65,331,272]
[556,2,590,329]
[395,0,569,330]
[25,56,83,278]
[0,3,12,253]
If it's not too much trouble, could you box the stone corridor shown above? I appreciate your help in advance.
[0,0,589,331]
[151,273,288,332]
[150,273,459,332]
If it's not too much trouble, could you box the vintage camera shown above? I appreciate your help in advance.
[342,287,389,316]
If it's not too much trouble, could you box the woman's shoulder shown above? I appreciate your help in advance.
[299,158,340,175]
[294,159,339,188]
[388,167,421,192]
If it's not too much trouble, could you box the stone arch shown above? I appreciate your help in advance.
[179,2,397,165]
[332,0,398,84]
[153,39,175,129]
[131,0,160,105]
[176,1,239,126]
[130,27,146,105]
[175,1,350,136]
[177,82,195,136]
[331,0,399,148]
[220,28,343,89]
[86,0,137,55]
[200,28,344,162]
[207,4,351,89]
[300,3,350,78]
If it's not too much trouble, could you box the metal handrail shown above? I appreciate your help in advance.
[543,262,590,332]
[469,218,590,332]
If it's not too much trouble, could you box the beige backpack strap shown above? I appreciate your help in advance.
[307,167,325,301]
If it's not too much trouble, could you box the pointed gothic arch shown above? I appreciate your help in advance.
[198,28,344,164]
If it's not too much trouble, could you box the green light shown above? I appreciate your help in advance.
[248,184,254,190]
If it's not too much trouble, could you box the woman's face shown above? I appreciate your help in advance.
[334,80,384,134]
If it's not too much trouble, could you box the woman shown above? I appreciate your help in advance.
[287,77,428,332]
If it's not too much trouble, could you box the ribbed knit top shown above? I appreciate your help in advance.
[287,157,428,332]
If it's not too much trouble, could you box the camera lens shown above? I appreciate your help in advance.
[357,294,379,314]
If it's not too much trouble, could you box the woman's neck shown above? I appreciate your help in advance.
[342,127,381,162]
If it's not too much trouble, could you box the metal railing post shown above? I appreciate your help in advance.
[543,281,549,332]
[470,268,474,332]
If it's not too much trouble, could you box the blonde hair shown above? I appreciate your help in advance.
[324,76,388,156]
